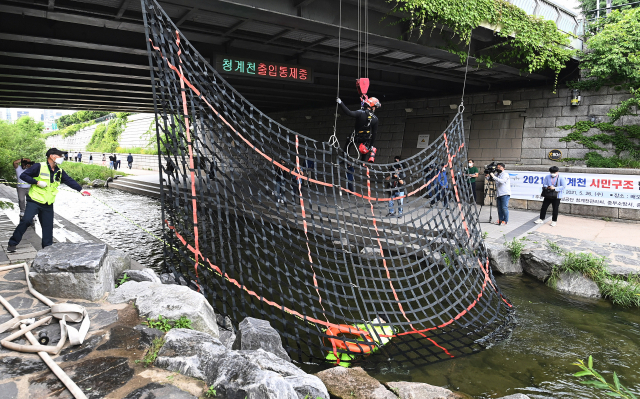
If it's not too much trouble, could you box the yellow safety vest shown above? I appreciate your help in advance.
[28,164,62,205]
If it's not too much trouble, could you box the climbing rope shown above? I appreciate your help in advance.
[329,0,343,149]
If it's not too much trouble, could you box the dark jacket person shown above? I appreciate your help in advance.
[7,148,91,252]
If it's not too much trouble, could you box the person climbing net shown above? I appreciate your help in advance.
[337,96,381,163]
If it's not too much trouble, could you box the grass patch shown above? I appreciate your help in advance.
[62,162,126,182]
[504,236,527,263]
[548,251,640,307]
[142,337,165,367]
[115,273,130,288]
[0,200,14,210]
[143,315,193,332]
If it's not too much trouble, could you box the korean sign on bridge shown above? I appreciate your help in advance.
[215,55,313,83]
[509,171,640,209]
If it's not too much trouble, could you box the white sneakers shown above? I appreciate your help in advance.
[551,221,557,227]
[534,219,544,224]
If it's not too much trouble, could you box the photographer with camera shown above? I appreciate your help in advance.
[534,166,567,227]
[12,158,34,218]
[485,162,511,225]
[386,163,405,217]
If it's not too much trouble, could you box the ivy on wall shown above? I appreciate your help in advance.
[391,0,575,85]
[86,113,131,153]
[558,8,640,167]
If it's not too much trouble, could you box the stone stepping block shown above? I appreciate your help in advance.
[123,382,196,399]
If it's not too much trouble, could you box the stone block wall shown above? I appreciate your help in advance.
[520,86,634,165]
[268,84,633,168]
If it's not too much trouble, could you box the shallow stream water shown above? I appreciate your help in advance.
[54,188,640,398]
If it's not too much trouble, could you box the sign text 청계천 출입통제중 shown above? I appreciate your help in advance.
[215,55,312,83]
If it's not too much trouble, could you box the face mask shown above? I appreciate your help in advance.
[550,173,558,177]
[468,163,473,167]
[54,157,64,165]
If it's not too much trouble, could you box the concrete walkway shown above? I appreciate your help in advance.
[537,215,640,247]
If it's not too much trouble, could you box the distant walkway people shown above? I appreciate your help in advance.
[102,153,106,166]
[386,162,405,217]
[116,154,122,169]
[535,166,567,227]
[77,152,82,163]
[109,154,115,169]
[127,153,133,169]
[13,158,33,218]
[89,154,93,164]
[431,164,448,208]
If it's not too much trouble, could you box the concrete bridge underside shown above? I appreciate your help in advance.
[0,0,579,113]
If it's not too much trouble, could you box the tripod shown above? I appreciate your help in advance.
[479,179,496,223]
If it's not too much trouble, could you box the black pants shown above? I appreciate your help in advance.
[540,197,561,222]
[9,199,55,248]
[470,181,477,203]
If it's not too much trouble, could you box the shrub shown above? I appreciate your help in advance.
[0,117,47,181]
[61,162,124,182]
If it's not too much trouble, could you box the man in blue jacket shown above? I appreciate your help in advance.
[127,153,134,169]
[431,164,448,207]
[7,148,91,252]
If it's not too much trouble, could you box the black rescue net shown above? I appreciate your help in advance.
[141,0,515,366]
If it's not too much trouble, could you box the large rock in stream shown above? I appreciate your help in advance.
[316,367,396,399]
[485,241,522,275]
[520,249,564,281]
[554,272,601,298]
[232,317,290,361]
[108,281,219,337]
[29,243,113,301]
[156,329,328,399]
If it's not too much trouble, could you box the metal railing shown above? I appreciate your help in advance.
[507,0,584,50]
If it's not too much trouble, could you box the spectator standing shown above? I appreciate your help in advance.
[425,164,437,203]
[386,164,405,218]
[274,159,286,204]
[77,152,82,163]
[116,154,122,169]
[486,163,511,225]
[534,166,567,227]
[466,159,479,203]
[108,154,114,169]
[431,164,448,207]
[6,148,90,252]
[89,154,93,164]
[13,159,32,218]
[127,153,133,169]
[102,153,106,166]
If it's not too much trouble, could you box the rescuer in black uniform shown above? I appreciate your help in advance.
[337,97,381,163]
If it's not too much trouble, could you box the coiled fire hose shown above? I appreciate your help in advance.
[0,262,89,399]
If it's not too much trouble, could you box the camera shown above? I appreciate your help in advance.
[484,161,498,176]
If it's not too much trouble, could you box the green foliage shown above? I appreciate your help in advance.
[0,117,47,181]
[482,231,489,240]
[56,111,111,129]
[546,240,564,255]
[573,355,638,398]
[115,273,131,288]
[558,117,640,166]
[504,236,527,263]
[392,0,574,87]
[580,0,637,16]
[173,316,193,329]
[59,162,122,182]
[142,337,165,367]
[0,201,15,210]
[205,386,217,398]
[548,251,640,307]
[143,315,193,332]
[569,8,640,91]
[116,146,159,155]
[86,114,129,153]
[145,315,173,332]
[45,121,97,139]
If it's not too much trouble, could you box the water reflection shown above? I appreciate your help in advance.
[54,189,640,398]
[54,188,165,270]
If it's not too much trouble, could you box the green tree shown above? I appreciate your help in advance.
[0,116,47,180]
[579,0,636,17]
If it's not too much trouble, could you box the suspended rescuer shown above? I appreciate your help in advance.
[336,97,380,163]
[6,148,91,252]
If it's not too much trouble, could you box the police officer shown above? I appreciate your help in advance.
[7,148,91,252]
